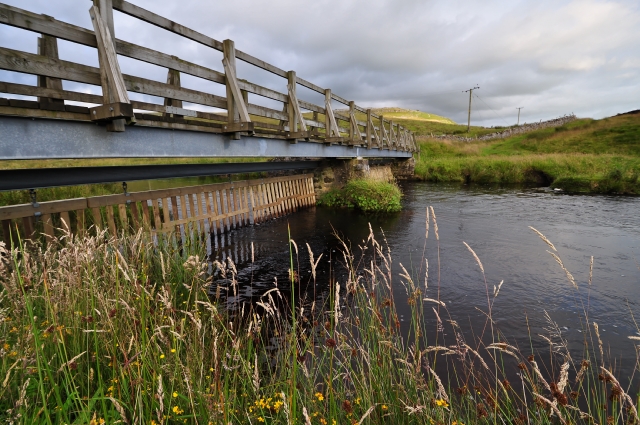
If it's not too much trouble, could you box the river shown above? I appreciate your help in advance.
[208,181,640,380]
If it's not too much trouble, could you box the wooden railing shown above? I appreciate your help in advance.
[0,1,417,151]
[0,174,316,246]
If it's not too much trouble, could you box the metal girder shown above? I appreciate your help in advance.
[0,116,413,160]
[0,161,319,191]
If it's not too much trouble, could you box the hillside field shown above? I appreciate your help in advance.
[394,109,640,194]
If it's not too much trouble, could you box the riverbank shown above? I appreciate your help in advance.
[405,112,640,194]
[1,215,636,424]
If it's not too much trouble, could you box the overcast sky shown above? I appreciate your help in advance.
[1,0,639,126]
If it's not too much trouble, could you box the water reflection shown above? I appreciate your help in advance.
[209,182,640,379]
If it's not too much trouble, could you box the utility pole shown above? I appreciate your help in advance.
[463,86,480,132]
[516,107,523,126]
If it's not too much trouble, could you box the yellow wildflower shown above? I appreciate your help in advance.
[160,354,165,359]
[382,404,388,410]
[315,392,325,402]
[435,399,449,408]
[257,417,265,423]
[173,392,178,398]
[171,348,176,353]
[172,405,184,415]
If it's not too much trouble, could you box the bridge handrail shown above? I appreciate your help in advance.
[0,1,417,152]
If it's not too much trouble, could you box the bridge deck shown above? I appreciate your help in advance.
[0,115,413,160]
[0,1,417,160]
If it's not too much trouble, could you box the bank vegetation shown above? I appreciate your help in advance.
[1,209,637,424]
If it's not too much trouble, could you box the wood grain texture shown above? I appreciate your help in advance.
[112,0,224,51]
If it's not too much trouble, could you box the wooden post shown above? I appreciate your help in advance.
[285,71,308,142]
[91,0,129,132]
[223,39,238,128]
[164,68,183,118]
[37,35,64,111]
[324,89,341,143]
[389,119,395,149]
[366,108,372,149]
[222,39,252,139]
[379,115,386,149]
[324,89,331,141]
[348,101,356,145]
[287,71,297,133]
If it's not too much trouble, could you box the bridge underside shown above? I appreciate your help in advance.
[0,117,413,160]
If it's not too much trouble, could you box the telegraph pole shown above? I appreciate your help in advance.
[463,86,480,132]
[516,107,523,126]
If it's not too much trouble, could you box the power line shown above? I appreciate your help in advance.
[473,93,511,127]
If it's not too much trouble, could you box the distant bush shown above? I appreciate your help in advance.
[318,179,402,212]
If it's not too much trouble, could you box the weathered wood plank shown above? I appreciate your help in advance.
[75,209,85,237]
[41,214,54,241]
[330,93,350,106]
[37,35,64,110]
[0,4,97,46]
[105,205,117,236]
[0,4,227,86]
[0,105,91,121]
[295,76,324,95]
[235,50,287,78]
[91,207,102,230]
[0,47,228,109]
[112,0,224,51]
[238,80,287,103]
[90,4,129,103]
[223,39,250,125]
[21,216,35,239]
[286,71,307,133]
[117,39,225,84]
[0,198,88,221]
[58,210,70,232]
[0,81,101,105]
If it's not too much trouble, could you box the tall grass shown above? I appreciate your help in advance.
[0,212,638,424]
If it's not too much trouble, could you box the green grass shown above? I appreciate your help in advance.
[1,217,636,424]
[413,113,640,193]
[317,179,403,212]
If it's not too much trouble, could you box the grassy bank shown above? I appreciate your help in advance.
[412,113,640,194]
[1,211,637,424]
[317,179,403,212]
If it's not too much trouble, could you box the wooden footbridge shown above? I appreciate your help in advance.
[0,1,417,161]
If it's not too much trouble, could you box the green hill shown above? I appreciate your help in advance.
[411,111,640,194]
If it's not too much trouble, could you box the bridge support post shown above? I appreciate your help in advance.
[90,0,130,132]
[222,39,253,140]
[348,100,358,147]
[379,115,388,149]
[366,108,373,149]
[323,89,342,145]
[37,35,64,111]
[286,70,309,143]
[164,69,183,118]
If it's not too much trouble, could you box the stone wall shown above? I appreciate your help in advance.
[313,159,397,195]
[427,114,577,142]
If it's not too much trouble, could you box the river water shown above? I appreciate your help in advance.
[209,181,640,379]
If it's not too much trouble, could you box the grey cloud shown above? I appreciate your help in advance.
[1,0,638,126]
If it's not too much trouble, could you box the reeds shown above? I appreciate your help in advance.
[0,213,637,424]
